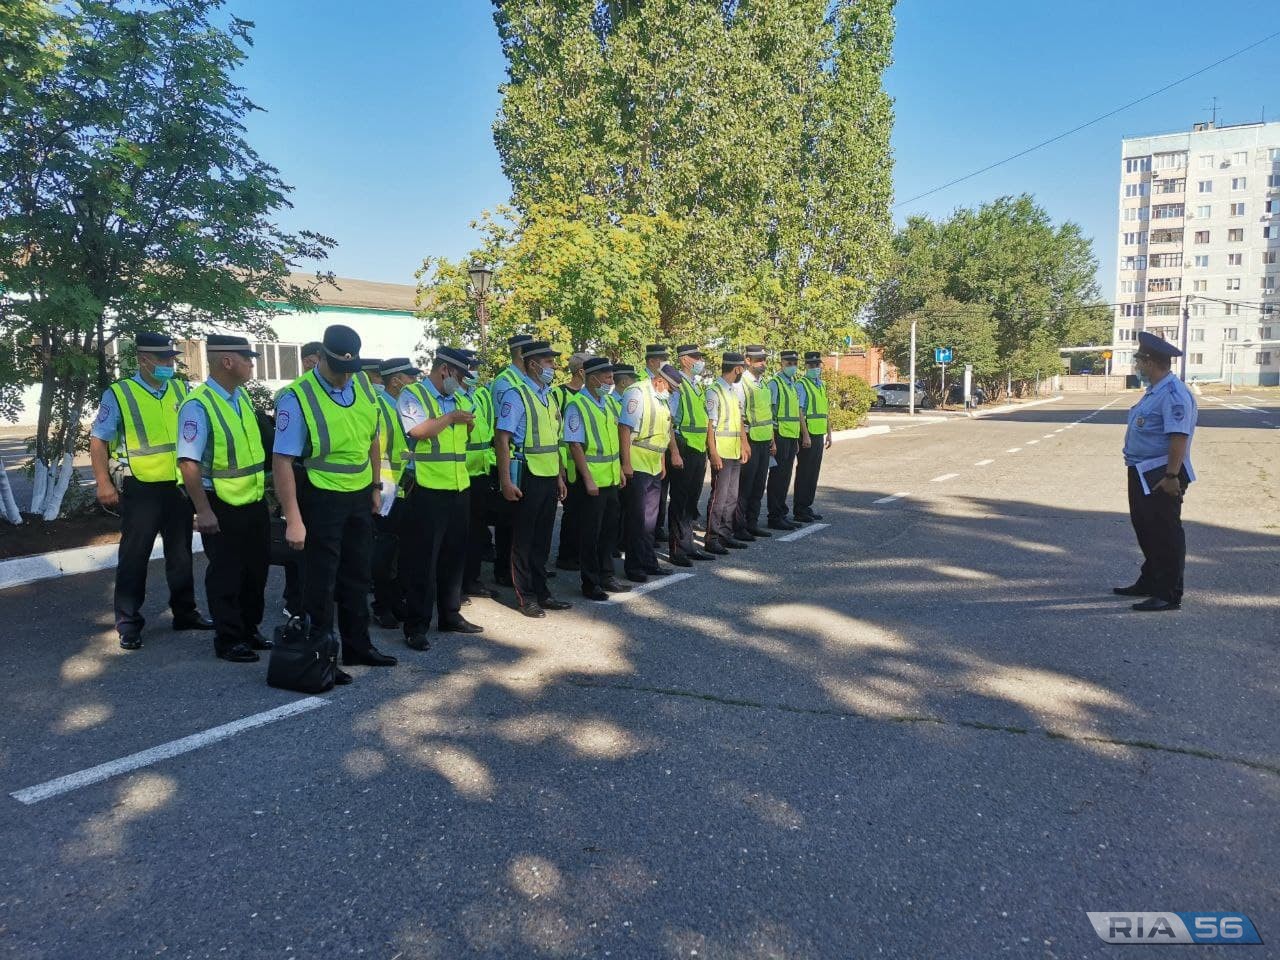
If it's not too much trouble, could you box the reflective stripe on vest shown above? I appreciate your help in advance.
[772,375,801,439]
[805,380,829,435]
[291,370,378,491]
[743,373,775,443]
[111,378,186,483]
[192,385,265,505]
[709,381,743,460]
[629,379,670,476]
[512,381,561,477]
[677,381,708,452]
[404,383,469,491]
[377,391,409,477]
[464,385,496,476]
[567,393,621,488]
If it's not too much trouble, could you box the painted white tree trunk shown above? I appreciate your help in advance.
[0,458,22,524]
[41,453,75,520]
[29,458,50,515]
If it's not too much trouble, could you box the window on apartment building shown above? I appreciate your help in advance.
[1224,327,1238,340]
[1225,350,1238,364]
[1270,148,1280,161]
[1197,180,1213,193]
[1189,328,1205,342]
[252,342,303,382]
[1188,353,1204,365]
[1228,252,1243,266]
[1124,157,1150,173]
[1150,252,1182,268]
[1119,280,1136,293]
[1261,326,1275,340]
[1154,152,1187,170]
[1193,280,1208,292]
[1149,303,1181,317]
[1199,154,1214,169]
[1269,174,1280,188]
[1124,207,1149,222]
[1152,203,1184,219]
[1264,276,1278,293]
[1193,255,1209,268]
[1226,278,1242,290]
[1256,352,1272,365]
[1190,303,1207,316]
[1225,304,1239,316]
[1231,177,1247,191]
[1230,202,1246,217]
[1229,228,1244,241]
[1148,277,1181,292]
[1122,231,1147,245]
[1156,178,1185,194]
[1265,251,1279,265]
[1264,304,1277,317]
[1124,183,1147,197]
[1232,151,1248,166]
[1121,304,1145,317]
[1265,226,1274,238]
[1267,199,1280,214]
[1194,230,1210,243]
[1122,255,1147,271]
[1195,204,1211,218]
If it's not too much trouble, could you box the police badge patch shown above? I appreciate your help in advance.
[627,398,639,414]
[277,410,290,431]
[1172,404,1186,420]
[96,406,109,424]
[182,420,198,443]
[1136,417,1145,426]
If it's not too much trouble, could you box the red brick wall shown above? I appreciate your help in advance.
[820,348,896,384]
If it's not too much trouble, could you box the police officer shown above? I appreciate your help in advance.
[705,352,751,554]
[176,335,273,663]
[793,351,831,523]
[398,347,483,648]
[489,333,534,587]
[735,344,775,540]
[496,340,573,617]
[360,359,384,390]
[563,357,631,600]
[461,355,499,600]
[642,344,673,541]
[766,350,809,530]
[1114,332,1198,612]
[619,360,680,582]
[273,325,398,682]
[554,352,591,572]
[369,357,418,628]
[90,332,212,650]
[667,344,713,566]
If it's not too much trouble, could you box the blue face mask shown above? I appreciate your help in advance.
[596,383,614,398]
[691,360,706,376]
[463,373,479,388]
[782,365,798,378]
[805,367,821,381]
[152,365,175,381]
[539,366,555,386]
[441,375,460,396]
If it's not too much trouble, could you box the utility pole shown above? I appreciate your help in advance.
[908,321,917,416]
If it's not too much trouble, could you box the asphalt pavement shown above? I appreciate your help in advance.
[1,392,1277,960]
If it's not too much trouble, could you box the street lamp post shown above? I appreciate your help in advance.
[468,263,494,348]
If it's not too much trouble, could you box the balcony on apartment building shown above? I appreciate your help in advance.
[1148,228,1183,247]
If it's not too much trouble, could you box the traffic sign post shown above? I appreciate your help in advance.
[935,347,952,404]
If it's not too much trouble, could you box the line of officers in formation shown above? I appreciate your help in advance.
[89,326,833,683]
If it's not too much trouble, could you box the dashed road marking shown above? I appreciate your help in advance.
[776,522,830,542]
[974,459,994,466]
[1006,447,1022,453]
[873,493,909,504]
[604,572,695,603]
[1026,439,1039,445]
[930,473,959,483]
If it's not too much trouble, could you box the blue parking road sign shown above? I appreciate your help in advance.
[935,347,953,364]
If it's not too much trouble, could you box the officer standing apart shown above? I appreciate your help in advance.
[369,357,418,628]
[792,351,831,523]
[177,336,273,663]
[1114,332,1197,612]
[461,355,499,599]
[273,325,398,683]
[91,332,213,649]
[766,350,810,530]
[619,361,680,582]
[735,344,775,540]
[554,352,590,572]
[398,347,484,648]
[704,353,751,554]
[489,334,534,587]
[496,340,573,618]
[667,344,713,566]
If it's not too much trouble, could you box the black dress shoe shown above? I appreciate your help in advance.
[747,527,772,538]
[704,543,729,556]
[172,613,215,631]
[625,570,649,583]
[217,643,260,663]
[539,597,572,611]
[667,552,693,568]
[788,516,809,525]
[404,632,431,651]
[119,634,142,650]
[733,530,757,542]
[690,550,716,561]
[344,646,399,666]
[766,520,797,531]
[554,558,580,571]
[1112,582,1153,597]
[582,587,610,601]
[644,565,671,577]
[602,578,631,593]
[725,539,749,549]
[1132,597,1181,612]
[463,581,498,600]
[371,608,401,629]
[333,668,354,685]
[247,630,273,650]
[439,617,484,635]
[794,512,823,523]
[520,602,546,618]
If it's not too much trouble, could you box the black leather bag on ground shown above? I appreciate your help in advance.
[266,616,337,694]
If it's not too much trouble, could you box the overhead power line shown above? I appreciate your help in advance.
[893,29,1280,210]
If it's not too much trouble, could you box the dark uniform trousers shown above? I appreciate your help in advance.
[656,460,671,535]
[556,476,584,567]
[464,469,496,585]
[767,436,799,522]
[623,471,662,577]
[735,438,771,535]
[402,485,468,633]
[203,493,269,654]
[793,437,825,518]
[668,439,707,555]
[578,484,621,591]
[511,472,560,604]
[115,477,197,638]
[300,484,374,655]
[1127,467,1187,604]
[371,498,407,618]
[707,458,742,546]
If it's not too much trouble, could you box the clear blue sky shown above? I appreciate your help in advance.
[236,0,1280,294]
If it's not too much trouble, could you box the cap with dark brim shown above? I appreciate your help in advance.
[722,352,746,366]
[745,344,767,359]
[676,344,703,358]
[507,334,534,347]
[360,358,384,372]
[380,357,420,377]
[137,332,180,358]
[521,340,560,360]
[804,351,822,363]
[206,334,258,358]
[435,346,472,372]
[610,363,637,377]
[658,363,685,387]
[780,350,800,362]
[582,356,612,375]
[322,324,363,372]
[645,344,669,359]
[1135,331,1183,359]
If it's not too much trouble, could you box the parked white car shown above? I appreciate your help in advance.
[871,383,934,409]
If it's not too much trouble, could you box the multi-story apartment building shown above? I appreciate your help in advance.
[1112,120,1280,385]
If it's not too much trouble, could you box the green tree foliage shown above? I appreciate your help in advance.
[0,0,333,517]
[825,371,876,431]
[869,195,1107,391]
[486,0,894,354]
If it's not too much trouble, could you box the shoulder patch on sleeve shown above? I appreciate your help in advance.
[96,405,109,423]
[501,401,512,418]
[276,410,290,432]
[182,420,198,443]
[567,411,581,431]
[1171,403,1186,420]
[627,398,639,414]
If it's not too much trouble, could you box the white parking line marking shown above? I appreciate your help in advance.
[776,522,830,542]
[1042,433,1055,439]
[604,572,695,603]
[11,697,329,805]
[974,459,994,466]
[873,493,909,504]
[1005,447,1022,453]
[930,473,959,483]
[1026,439,1039,445]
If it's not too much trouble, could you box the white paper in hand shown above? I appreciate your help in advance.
[378,480,397,516]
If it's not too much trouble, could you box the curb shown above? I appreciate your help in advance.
[830,425,892,443]
[0,533,205,593]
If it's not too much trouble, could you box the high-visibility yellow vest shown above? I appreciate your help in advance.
[677,380,708,452]
[110,377,188,483]
[554,384,578,481]
[402,382,469,492]
[191,384,265,505]
[742,371,775,443]
[463,385,496,477]
[771,374,801,439]
[709,380,743,460]
[626,379,670,476]
[510,381,561,477]
[804,379,829,436]
[288,369,379,491]
[566,392,621,488]
[376,391,409,477]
